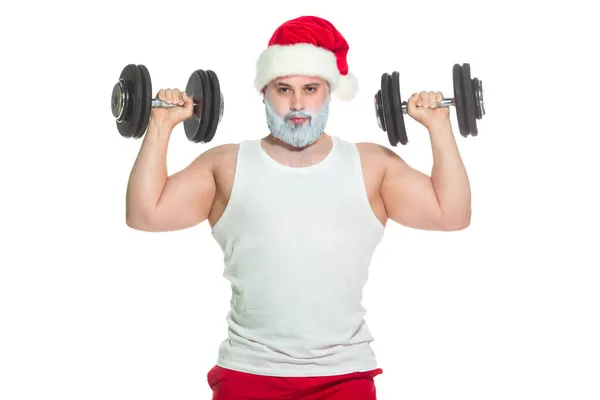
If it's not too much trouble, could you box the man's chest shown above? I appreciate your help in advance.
[209,142,388,229]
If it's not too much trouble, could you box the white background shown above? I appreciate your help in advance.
[1,0,599,399]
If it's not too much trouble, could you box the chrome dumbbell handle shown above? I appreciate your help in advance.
[400,98,455,114]
[151,98,198,108]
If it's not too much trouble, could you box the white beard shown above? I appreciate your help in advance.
[264,92,331,148]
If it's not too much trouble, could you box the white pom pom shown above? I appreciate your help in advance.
[334,72,358,101]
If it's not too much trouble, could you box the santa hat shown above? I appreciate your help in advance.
[254,15,358,101]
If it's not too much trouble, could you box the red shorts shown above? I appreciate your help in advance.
[207,365,383,400]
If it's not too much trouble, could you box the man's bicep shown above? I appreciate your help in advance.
[151,151,217,231]
[380,149,446,231]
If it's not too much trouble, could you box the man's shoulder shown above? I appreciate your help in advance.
[353,140,384,150]
[352,140,394,159]
[348,140,406,177]
[207,142,241,155]
[196,142,241,175]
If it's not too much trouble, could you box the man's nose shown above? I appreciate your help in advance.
[290,95,305,112]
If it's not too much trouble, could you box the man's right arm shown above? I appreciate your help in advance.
[125,117,217,232]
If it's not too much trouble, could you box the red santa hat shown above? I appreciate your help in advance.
[254,15,358,101]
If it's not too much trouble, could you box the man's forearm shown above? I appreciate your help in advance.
[126,118,173,223]
[429,121,471,227]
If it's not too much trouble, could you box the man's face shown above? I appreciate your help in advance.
[263,75,331,148]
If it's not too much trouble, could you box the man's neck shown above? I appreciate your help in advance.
[263,132,331,153]
[261,133,333,167]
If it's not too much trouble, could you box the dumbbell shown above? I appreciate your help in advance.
[374,63,485,146]
[111,64,224,143]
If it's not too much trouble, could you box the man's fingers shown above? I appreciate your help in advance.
[429,91,437,108]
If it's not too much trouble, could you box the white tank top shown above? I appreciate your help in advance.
[210,135,385,377]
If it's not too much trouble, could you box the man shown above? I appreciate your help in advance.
[125,15,471,400]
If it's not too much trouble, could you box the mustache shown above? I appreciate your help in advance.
[284,110,312,122]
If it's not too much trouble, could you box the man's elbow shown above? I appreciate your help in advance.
[440,211,471,231]
[126,217,150,231]
[444,219,470,231]
[126,209,156,232]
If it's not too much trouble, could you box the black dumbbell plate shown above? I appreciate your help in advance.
[462,63,478,137]
[390,71,407,145]
[134,65,153,139]
[381,73,397,146]
[115,64,144,138]
[203,70,221,143]
[184,70,210,142]
[452,64,468,137]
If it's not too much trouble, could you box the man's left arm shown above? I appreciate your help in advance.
[428,121,472,228]
[380,91,471,231]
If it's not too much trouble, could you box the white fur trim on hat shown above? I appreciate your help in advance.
[254,43,358,101]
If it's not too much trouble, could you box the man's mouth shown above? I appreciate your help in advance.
[289,117,308,124]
